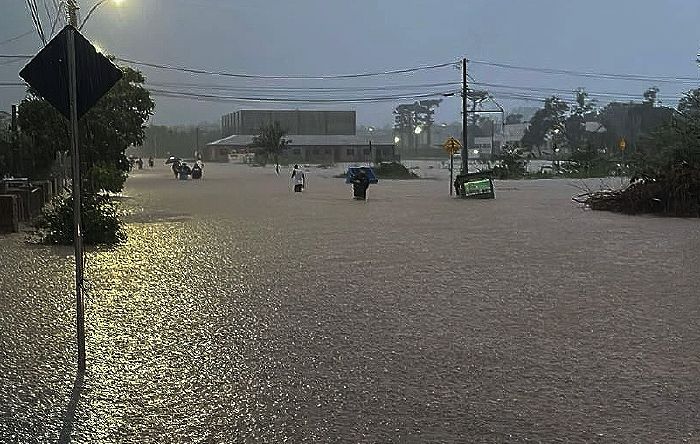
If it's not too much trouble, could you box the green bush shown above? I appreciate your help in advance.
[86,162,128,193]
[373,162,419,179]
[36,193,126,245]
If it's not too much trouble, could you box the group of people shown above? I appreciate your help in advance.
[172,160,203,180]
[130,156,155,170]
[290,164,372,200]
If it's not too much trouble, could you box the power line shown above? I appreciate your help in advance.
[469,58,700,84]
[145,80,461,93]
[116,57,457,80]
[0,30,35,46]
[148,87,459,103]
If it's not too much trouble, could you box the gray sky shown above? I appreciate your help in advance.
[2,0,699,127]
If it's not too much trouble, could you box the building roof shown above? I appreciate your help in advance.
[208,134,394,147]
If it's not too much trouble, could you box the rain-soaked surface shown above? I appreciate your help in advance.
[2,162,700,442]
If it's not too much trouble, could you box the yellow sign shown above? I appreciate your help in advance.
[443,137,462,154]
[619,138,626,150]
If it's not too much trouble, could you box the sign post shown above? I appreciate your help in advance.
[20,25,122,373]
[443,137,462,196]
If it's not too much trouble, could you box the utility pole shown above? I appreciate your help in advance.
[461,58,468,173]
[66,0,86,373]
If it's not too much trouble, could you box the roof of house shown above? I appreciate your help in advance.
[208,134,394,147]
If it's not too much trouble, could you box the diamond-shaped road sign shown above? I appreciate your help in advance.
[443,136,462,155]
[19,25,122,120]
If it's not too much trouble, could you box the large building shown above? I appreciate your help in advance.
[207,110,395,164]
[221,110,356,137]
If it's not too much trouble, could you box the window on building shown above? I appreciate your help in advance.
[346,148,354,155]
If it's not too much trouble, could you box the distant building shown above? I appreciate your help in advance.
[207,109,394,163]
[221,110,356,137]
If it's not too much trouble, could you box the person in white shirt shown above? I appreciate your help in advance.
[290,164,305,192]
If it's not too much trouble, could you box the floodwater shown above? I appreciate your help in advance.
[1,162,699,442]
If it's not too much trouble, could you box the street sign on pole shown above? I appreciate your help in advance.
[619,138,626,151]
[19,25,122,373]
[443,137,462,196]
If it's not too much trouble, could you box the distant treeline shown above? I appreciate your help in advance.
[137,124,221,158]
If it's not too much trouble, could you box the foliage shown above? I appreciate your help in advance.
[17,64,154,191]
[522,96,569,152]
[643,86,661,106]
[505,113,523,124]
[372,162,419,179]
[579,89,700,217]
[86,162,128,193]
[492,146,527,179]
[250,121,290,169]
[36,193,126,245]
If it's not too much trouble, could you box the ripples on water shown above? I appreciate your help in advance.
[1,221,298,442]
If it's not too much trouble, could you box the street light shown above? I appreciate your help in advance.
[394,136,400,144]
[79,0,125,30]
[414,126,422,134]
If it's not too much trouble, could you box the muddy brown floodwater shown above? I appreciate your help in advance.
[1,162,699,442]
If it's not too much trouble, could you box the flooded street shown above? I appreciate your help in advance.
[2,163,700,442]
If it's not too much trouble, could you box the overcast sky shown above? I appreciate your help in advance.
[2,0,699,127]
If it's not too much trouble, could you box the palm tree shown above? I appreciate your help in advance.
[251,121,290,171]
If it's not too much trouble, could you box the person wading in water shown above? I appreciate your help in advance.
[291,164,305,192]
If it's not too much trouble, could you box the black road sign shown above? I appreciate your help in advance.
[19,25,122,120]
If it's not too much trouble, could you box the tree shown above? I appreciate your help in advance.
[678,88,700,115]
[521,96,569,155]
[415,99,442,148]
[251,121,290,170]
[643,86,661,106]
[565,88,597,149]
[505,113,523,124]
[18,64,154,192]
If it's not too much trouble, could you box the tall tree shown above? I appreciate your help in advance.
[643,86,661,106]
[678,88,700,115]
[521,96,569,155]
[415,99,442,148]
[18,65,154,191]
[251,121,290,170]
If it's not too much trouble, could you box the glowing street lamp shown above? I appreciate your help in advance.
[414,126,422,134]
[394,136,400,144]
[79,0,125,30]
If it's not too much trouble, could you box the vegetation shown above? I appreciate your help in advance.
[492,146,527,179]
[373,162,419,179]
[17,63,154,244]
[250,122,290,170]
[578,88,700,217]
[36,193,125,245]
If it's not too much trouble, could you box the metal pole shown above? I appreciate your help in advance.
[449,152,454,196]
[461,58,468,174]
[67,5,86,373]
[11,104,18,176]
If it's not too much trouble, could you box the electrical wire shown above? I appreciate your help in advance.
[116,57,457,80]
[469,58,700,84]
[0,30,35,46]
[148,87,460,103]
[145,80,462,93]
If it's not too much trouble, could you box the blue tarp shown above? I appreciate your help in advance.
[345,166,379,184]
